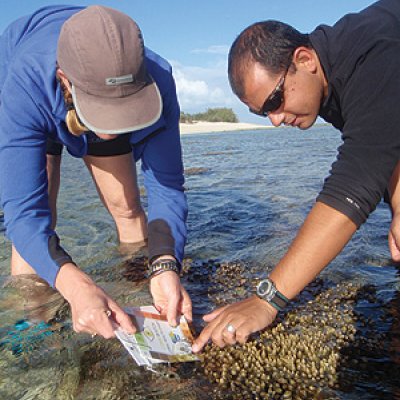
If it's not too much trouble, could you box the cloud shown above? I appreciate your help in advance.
[170,60,235,113]
[190,45,230,55]
[167,48,261,123]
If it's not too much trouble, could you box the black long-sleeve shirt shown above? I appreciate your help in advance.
[310,0,400,226]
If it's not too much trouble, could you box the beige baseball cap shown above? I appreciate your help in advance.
[57,6,162,134]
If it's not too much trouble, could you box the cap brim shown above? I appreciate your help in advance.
[71,80,162,134]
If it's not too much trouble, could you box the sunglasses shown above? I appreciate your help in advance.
[249,68,288,117]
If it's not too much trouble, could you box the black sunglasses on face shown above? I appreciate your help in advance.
[249,69,288,117]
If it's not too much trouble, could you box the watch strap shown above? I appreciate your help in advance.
[147,259,180,279]
[268,290,289,312]
[256,278,289,312]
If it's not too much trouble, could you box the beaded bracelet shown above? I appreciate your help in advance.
[147,259,180,279]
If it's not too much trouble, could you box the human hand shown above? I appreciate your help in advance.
[55,263,136,338]
[150,271,192,326]
[192,295,278,353]
[389,211,400,261]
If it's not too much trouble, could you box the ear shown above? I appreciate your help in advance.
[56,68,72,92]
[292,47,318,74]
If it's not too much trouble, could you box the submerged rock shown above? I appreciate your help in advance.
[185,167,209,176]
[2,274,68,323]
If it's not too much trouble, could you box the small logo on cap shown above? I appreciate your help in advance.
[105,74,134,85]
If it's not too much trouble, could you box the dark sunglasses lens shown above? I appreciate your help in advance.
[261,90,283,115]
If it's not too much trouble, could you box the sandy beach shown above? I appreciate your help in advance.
[179,121,270,134]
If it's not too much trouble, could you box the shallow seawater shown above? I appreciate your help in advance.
[1,125,400,399]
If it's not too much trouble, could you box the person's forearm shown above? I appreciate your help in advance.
[388,161,400,213]
[55,262,93,300]
[270,201,358,300]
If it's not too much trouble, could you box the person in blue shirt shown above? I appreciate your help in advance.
[0,5,191,338]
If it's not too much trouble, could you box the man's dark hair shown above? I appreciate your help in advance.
[228,21,311,98]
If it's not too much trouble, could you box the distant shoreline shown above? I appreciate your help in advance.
[179,121,332,135]
[179,121,269,135]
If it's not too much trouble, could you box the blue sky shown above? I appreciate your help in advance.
[0,1,375,123]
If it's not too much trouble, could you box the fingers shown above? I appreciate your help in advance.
[166,286,193,327]
[74,307,116,339]
[193,317,253,353]
[203,305,229,323]
[192,297,277,353]
[167,292,180,327]
[192,317,229,352]
[109,302,136,334]
[233,322,251,345]
[389,230,400,261]
[389,211,400,261]
[191,305,229,352]
[153,301,168,315]
[72,301,136,338]
[62,272,137,339]
[221,321,251,345]
[181,287,193,323]
[166,286,194,326]
[192,315,226,352]
[191,326,213,352]
[150,272,193,326]
[389,231,398,260]
[222,327,237,346]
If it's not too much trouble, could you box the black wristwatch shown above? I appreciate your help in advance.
[147,258,180,279]
[256,278,289,312]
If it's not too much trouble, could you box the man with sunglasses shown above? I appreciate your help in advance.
[192,0,400,352]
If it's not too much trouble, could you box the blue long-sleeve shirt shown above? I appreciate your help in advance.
[0,5,187,286]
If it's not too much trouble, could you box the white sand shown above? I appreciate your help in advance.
[179,121,270,134]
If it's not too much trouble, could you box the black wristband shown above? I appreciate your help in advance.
[268,292,289,312]
[147,259,180,279]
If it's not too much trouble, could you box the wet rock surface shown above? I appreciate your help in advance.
[185,167,209,176]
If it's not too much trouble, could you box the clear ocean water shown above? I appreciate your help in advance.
[1,125,399,399]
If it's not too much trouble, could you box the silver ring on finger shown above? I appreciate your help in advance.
[225,323,236,334]
[91,332,97,338]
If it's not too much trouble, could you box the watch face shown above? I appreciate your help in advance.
[256,278,288,311]
[257,279,273,297]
